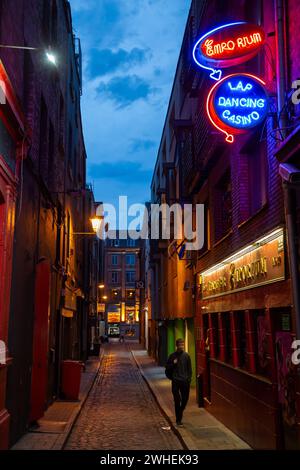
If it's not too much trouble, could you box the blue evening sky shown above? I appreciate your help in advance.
[69,0,191,214]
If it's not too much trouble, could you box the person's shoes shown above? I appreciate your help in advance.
[176,421,183,427]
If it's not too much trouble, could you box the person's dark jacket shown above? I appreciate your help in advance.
[166,350,192,383]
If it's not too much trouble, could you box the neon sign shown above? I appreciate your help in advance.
[193,22,265,80]
[206,74,268,143]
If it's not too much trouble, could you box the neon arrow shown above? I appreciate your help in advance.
[192,21,246,81]
[206,77,234,143]
[192,41,222,81]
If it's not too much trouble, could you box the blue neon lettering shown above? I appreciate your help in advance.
[222,110,261,125]
[228,81,253,92]
[217,97,265,108]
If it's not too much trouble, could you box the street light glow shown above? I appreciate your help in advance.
[98,284,105,289]
[46,51,57,65]
[91,216,101,233]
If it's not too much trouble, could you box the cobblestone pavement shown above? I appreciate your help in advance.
[65,341,183,450]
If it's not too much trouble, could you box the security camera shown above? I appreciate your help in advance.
[279,163,300,184]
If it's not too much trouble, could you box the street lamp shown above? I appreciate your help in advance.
[45,51,57,66]
[73,216,103,236]
[98,284,105,289]
[0,44,57,66]
[102,295,108,300]
[90,216,102,233]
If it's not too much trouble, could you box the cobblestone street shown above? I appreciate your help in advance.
[64,341,183,450]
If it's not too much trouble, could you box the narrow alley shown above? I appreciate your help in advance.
[64,341,183,450]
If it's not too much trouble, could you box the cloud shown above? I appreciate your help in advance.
[69,0,191,209]
[89,161,153,183]
[129,138,156,153]
[97,75,154,107]
[88,47,150,78]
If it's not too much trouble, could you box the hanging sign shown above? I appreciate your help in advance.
[193,22,265,80]
[206,73,268,143]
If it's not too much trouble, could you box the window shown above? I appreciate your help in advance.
[253,310,271,378]
[126,271,135,283]
[111,271,119,284]
[214,169,232,241]
[126,254,135,265]
[223,313,232,363]
[127,239,135,247]
[112,254,118,265]
[126,307,136,323]
[236,312,246,368]
[248,141,267,216]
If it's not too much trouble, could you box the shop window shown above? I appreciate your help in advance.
[210,313,219,358]
[223,313,232,363]
[236,312,247,369]
[253,310,271,379]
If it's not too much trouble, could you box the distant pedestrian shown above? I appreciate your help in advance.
[119,334,125,343]
[165,338,192,427]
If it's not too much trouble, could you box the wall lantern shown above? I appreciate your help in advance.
[206,73,268,143]
[193,22,265,80]
[90,216,102,233]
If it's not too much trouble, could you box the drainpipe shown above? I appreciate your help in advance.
[282,181,300,341]
[274,0,288,135]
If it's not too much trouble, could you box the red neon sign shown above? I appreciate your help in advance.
[202,31,263,59]
[193,22,265,73]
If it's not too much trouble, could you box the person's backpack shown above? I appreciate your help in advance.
[165,354,177,380]
[165,363,173,380]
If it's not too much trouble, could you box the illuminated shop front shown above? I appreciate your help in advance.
[195,228,297,449]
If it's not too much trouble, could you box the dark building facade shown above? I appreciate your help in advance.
[0,0,97,448]
[149,0,300,450]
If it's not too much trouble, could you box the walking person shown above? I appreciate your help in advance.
[165,338,192,427]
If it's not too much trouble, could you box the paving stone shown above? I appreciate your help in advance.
[64,342,183,450]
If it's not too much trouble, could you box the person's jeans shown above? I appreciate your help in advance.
[172,379,190,423]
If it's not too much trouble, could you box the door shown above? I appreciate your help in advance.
[275,329,298,449]
[29,259,51,423]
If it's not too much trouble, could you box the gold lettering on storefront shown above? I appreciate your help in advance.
[200,229,285,299]
[229,256,267,289]
[208,276,227,293]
